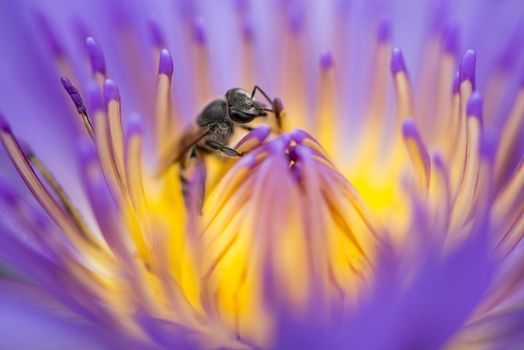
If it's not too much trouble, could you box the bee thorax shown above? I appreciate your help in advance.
[208,121,234,144]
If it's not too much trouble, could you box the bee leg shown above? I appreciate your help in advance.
[205,140,243,157]
[179,145,206,215]
[272,98,283,131]
[250,85,273,104]
[239,125,255,132]
[250,85,283,131]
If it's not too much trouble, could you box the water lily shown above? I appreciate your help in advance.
[0,0,523,349]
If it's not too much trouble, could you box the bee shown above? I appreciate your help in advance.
[162,85,283,169]
[158,85,283,210]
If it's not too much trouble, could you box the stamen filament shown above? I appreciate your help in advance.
[25,147,98,247]
[402,119,431,191]
[0,118,96,254]
[104,80,128,190]
[391,48,413,122]
[155,50,174,150]
[495,87,524,182]
[450,94,483,232]
[317,53,338,155]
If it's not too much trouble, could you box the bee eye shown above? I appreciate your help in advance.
[230,110,256,123]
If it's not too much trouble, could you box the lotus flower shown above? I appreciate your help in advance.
[1,0,523,349]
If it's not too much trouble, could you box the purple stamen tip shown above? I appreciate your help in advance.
[496,29,521,70]
[459,49,476,89]
[320,52,334,70]
[288,6,305,34]
[193,17,207,45]
[86,37,106,75]
[177,0,196,17]
[60,77,87,115]
[35,12,64,57]
[235,0,249,13]
[103,79,120,104]
[429,0,449,33]
[479,128,497,160]
[237,153,258,169]
[74,18,89,48]
[267,134,291,154]
[148,18,165,47]
[401,118,418,138]
[432,152,444,169]
[452,72,460,95]
[467,92,483,122]
[290,128,313,144]
[288,145,299,163]
[242,21,255,42]
[236,125,271,148]
[0,113,11,132]
[0,184,17,205]
[19,140,34,157]
[377,18,391,42]
[251,125,271,140]
[87,81,104,114]
[390,47,407,75]
[78,136,97,164]
[158,49,174,77]
[126,113,144,135]
[442,24,459,55]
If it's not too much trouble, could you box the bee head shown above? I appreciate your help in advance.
[226,88,267,123]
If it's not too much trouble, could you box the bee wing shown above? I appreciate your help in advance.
[155,126,209,176]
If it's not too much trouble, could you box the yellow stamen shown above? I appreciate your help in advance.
[107,98,128,189]
[155,71,173,150]
[450,115,482,232]
[495,88,524,181]
[317,57,338,155]
[126,133,146,215]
